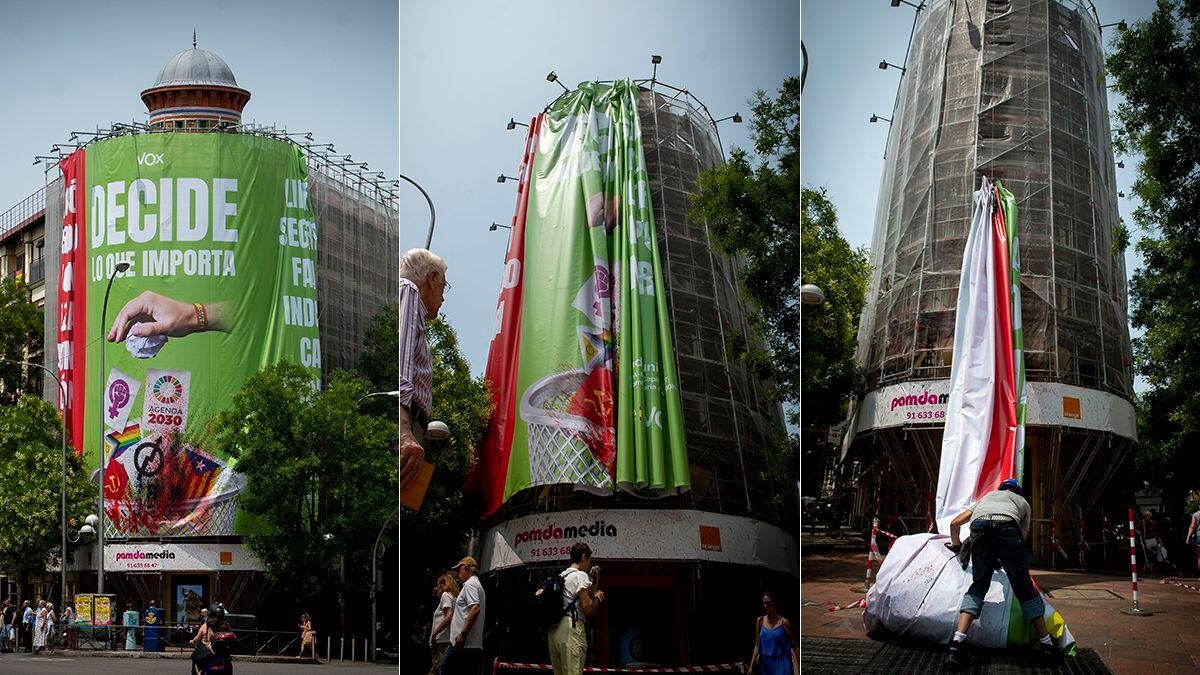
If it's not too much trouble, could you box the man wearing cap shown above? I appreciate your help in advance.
[441,556,485,675]
[944,478,1059,670]
[400,248,448,489]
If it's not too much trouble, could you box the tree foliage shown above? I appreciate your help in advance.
[691,76,801,404]
[0,277,43,404]
[207,361,398,601]
[800,189,870,429]
[358,303,398,393]
[0,396,94,581]
[398,318,492,634]
[1108,0,1200,497]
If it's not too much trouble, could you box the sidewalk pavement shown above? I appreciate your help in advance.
[17,650,323,664]
[802,538,1200,674]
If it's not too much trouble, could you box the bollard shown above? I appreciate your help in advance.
[1078,518,1088,569]
[352,637,356,662]
[1050,518,1058,568]
[326,635,331,663]
[340,635,345,661]
[853,517,882,592]
[1121,508,1153,616]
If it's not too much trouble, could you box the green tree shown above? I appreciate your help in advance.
[0,396,94,589]
[1108,1,1200,501]
[691,77,801,404]
[800,189,870,432]
[0,277,43,404]
[691,76,869,499]
[358,303,398,392]
[398,318,492,640]
[207,361,398,606]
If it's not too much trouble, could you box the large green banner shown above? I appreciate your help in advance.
[504,79,689,501]
[80,134,320,537]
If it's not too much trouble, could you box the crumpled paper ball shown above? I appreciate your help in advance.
[126,323,167,359]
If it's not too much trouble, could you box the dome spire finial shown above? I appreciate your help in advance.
[192,29,197,49]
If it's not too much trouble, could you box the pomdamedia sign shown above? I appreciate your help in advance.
[57,134,321,537]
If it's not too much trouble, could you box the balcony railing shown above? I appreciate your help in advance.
[0,186,47,241]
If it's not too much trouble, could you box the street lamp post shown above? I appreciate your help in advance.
[0,358,68,612]
[97,261,130,595]
[370,506,399,662]
[340,390,400,648]
[399,174,437,249]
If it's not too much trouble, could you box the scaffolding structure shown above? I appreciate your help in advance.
[858,0,1131,397]
[36,122,399,383]
[844,0,1136,562]
[494,79,791,528]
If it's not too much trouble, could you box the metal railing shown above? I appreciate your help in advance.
[0,186,46,241]
[33,622,379,661]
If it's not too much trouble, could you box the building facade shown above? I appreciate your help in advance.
[0,44,397,625]
[472,82,795,668]
[843,0,1135,562]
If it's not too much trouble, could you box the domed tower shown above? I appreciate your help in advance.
[140,33,250,130]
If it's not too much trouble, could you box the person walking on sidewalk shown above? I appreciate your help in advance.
[748,591,798,675]
[943,479,1060,671]
[31,600,47,654]
[1,599,14,652]
[442,556,485,675]
[20,600,32,653]
[60,602,75,650]
[297,611,315,659]
[1186,498,1200,578]
[544,543,605,675]
[429,573,459,675]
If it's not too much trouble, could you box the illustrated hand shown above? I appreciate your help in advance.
[400,431,425,489]
[108,291,216,342]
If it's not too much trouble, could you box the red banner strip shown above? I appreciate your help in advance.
[468,114,542,516]
[57,150,88,457]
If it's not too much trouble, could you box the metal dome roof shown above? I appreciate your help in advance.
[151,47,241,88]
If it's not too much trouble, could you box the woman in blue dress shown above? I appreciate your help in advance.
[748,591,798,675]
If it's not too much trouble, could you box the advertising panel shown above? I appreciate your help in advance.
[476,79,689,508]
[58,134,321,537]
[479,509,797,575]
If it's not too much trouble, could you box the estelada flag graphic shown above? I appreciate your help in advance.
[182,446,222,500]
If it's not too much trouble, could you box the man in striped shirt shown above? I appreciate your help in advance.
[400,248,448,488]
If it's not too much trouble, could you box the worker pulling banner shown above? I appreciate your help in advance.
[866,176,1076,655]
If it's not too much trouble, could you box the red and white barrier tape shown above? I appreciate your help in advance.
[1161,577,1200,593]
[875,527,900,540]
[494,662,746,673]
[827,597,867,611]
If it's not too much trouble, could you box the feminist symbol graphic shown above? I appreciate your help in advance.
[107,379,130,419]
[134,441,165,478]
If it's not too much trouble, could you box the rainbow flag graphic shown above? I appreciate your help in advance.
[104,421,141,461]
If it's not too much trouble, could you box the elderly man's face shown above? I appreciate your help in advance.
[456,565,472,583]
[420,270,447,319]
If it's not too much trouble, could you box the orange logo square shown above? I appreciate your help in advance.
[1062,397,1081,419]
[219,551,233,566]
[699,525,722,552]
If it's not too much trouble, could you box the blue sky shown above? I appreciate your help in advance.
[801,0,1156,392]
[0,0,398,220]
[401,0,801,375]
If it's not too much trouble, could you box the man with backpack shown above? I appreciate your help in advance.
[536,542,605,675]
